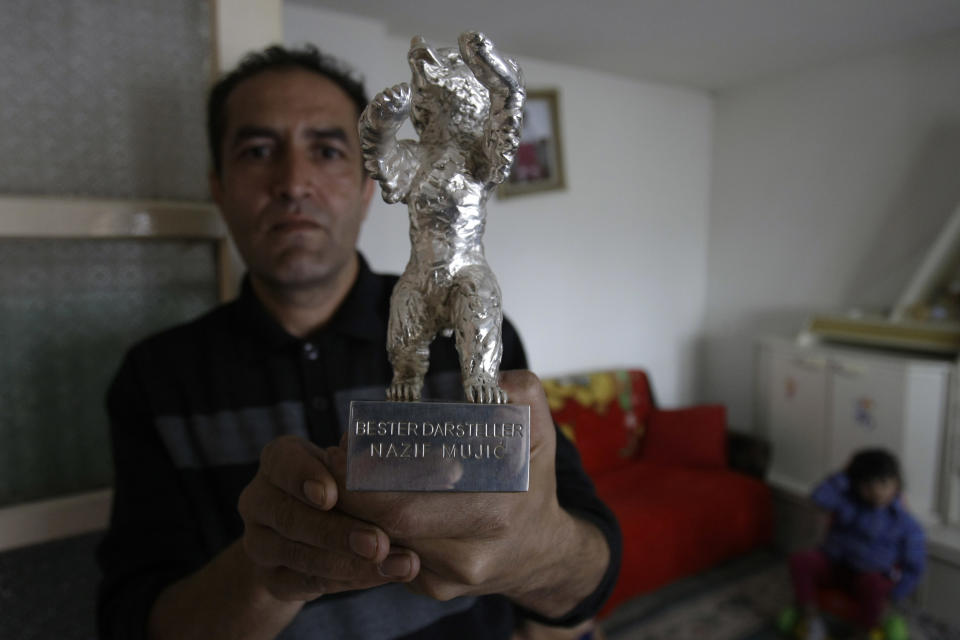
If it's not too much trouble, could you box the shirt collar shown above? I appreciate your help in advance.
[325,253,390,342]
[232,252,389,352]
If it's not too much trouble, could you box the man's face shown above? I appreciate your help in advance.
[210,69,374,293]
[858,477,899,508]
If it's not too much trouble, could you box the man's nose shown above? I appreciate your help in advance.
[273,151,315,202]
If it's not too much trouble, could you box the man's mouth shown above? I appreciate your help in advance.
[270,217,323,233]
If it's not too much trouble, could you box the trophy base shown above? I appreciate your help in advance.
[346,400,530,492]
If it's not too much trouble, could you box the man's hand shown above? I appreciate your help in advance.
[148,435,422,640]
[237,435,420,601]
[328,371,610,618]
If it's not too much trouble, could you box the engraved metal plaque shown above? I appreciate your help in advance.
[346,401,530,492]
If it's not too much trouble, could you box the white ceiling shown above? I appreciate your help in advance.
[292,0,960,91]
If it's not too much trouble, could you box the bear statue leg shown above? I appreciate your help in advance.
[387,275,434,401]
[451,265,506,404]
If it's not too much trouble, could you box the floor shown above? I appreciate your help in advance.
[2,532,958,640]
[600,550,960,640]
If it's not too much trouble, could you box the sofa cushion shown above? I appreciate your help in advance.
[642,405,727,470]
[542,370,652,476]
[593,462,773,616]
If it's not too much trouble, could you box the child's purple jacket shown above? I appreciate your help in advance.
[812,472,926,600]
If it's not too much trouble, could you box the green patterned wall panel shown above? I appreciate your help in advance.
[0,238,219,506]
[0,0,211,200]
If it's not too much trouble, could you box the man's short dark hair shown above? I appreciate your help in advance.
[845,448,901,489]
[206,44,369,175]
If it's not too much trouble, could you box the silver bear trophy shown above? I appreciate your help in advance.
[359,31,525,405]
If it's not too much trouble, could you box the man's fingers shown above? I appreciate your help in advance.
[377,548,420,581]
[407,566,459,601]
[497,369,542,404]
[258,435,337,510]
[240,480,391,563]
[245,523,421,601]
[260,565,327,602]
[262,557,417,602]
[498,370,556,455]
[244,522,391,580]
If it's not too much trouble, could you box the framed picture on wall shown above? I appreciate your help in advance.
[499,88,566,198]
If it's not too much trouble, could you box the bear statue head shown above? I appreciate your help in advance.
[407,36,489,141]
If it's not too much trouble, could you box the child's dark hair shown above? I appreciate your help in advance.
[206,44,368,176]
[845,448,901,488]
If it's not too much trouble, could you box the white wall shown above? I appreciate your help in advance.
[702,33,960,429]
[285,3,713,405]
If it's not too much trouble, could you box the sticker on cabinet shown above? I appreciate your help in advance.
[854,397,875,430]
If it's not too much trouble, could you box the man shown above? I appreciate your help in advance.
[97,45,620,639]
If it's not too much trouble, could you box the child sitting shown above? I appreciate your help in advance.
[789,448,925,640]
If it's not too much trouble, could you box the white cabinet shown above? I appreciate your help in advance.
[766,350,829,489]
[756,337,953,523]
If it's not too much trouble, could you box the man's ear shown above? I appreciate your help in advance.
[209,169,224,208]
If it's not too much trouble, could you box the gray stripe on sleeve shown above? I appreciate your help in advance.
[279,585,477,640]
[155,402,309,468]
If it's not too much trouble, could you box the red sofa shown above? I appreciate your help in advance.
[542,369,773,617]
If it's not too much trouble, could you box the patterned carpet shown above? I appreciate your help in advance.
[602,552,960,640]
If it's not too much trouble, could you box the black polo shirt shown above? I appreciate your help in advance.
[97,254,620,639]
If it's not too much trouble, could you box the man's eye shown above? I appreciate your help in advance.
[315,145,345,160]
[240,145,272,159]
